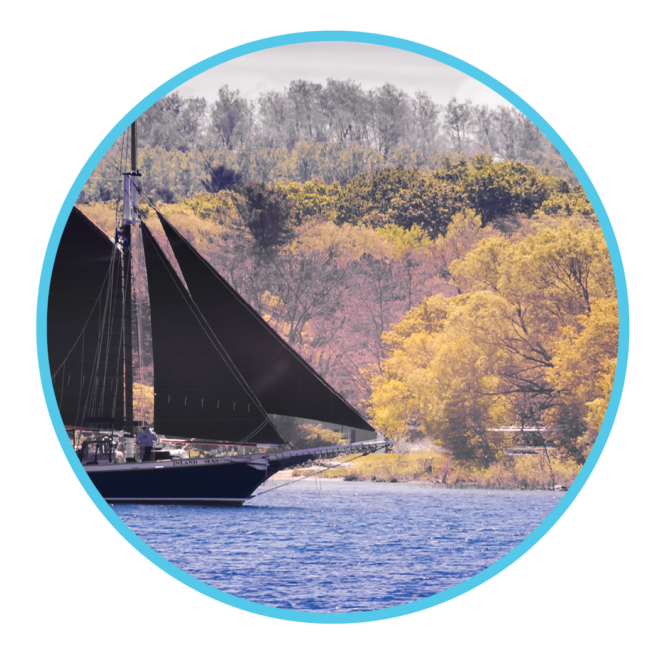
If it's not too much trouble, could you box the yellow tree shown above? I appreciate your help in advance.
[546,299,619,460]
[371,292,512,463]
[371,219,618,465]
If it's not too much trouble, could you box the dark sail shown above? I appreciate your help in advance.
[47,207,125,429]
[157,212,375,432]
[140,222,285,445]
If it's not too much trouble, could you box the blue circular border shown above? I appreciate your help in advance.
[37,31,629,624]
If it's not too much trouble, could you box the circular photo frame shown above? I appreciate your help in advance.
[37,31,628,623]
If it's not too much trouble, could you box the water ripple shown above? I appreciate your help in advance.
[114,481,561,612]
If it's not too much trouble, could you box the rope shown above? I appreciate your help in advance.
[251,449,373,498]
[78,246,123,427]
[50,248,118,379]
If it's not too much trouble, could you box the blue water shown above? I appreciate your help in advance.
[114,480,562,612]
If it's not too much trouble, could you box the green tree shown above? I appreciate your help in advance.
[335,167,465,237]
[439,155,560,226]
[234,183,294,251]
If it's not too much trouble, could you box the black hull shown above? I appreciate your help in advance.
[87,459,269,505]
[85,440,390,506]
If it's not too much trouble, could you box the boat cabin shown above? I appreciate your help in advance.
[78,438,120,466]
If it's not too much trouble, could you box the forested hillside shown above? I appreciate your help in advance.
[77,79,617,474]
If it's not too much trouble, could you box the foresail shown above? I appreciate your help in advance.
[47,207,125,430]
[140,222,285,445]
[157,212,375,433]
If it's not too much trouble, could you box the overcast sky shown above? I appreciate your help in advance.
[175,42,512,108]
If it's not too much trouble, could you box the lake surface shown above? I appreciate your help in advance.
[114,480,563,613]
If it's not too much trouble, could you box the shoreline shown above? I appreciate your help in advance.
[266,468,569,491]
[262,450,579,492]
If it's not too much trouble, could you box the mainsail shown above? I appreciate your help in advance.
[47,207,125,429]
[157,212,375,433]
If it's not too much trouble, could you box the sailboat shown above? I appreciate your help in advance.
[47,123,387,505]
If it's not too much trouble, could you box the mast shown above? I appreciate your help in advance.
[122,121,140,435]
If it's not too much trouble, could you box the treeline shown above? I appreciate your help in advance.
[79,79,577,204]
[137,83,557,160]
[279,158,593,236]
[84,156,593,240]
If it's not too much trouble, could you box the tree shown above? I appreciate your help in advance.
[456,155,559,226]
[368,84,412,156]
[257,90,297,150]
[443,98,473,152]
[376,224,435,311]
[209,85,254,151]
[546,299,619,460]
[322,78,370,145]
[287,80,326,144]
[411,91,441,157]
[432,209,489,283]
[371,220,617,466]
[138,92,208,152]
[234,183,294,251]
[335,167,466,237]
[278,179,341,224]
[201,164,243,193]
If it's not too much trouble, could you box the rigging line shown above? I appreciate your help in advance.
[50,247,119,379]
[237,418,270,444]
[97,248,122,418]
[118,129,126,182]
[143,224,273,435]
[237,215,372,411]
[121,231,131,428]
[110,287,126,428]
[135,227,146,426]
[140,224,281,443]
[94,254,116,416]
[80,248,120,426]
[100,151,123,176]
[263,258,375,411]
[86,246,123,426]
[74,329,85,427]
[338,350,373,392]
[251,449,374,498]
[58,361,65,412]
